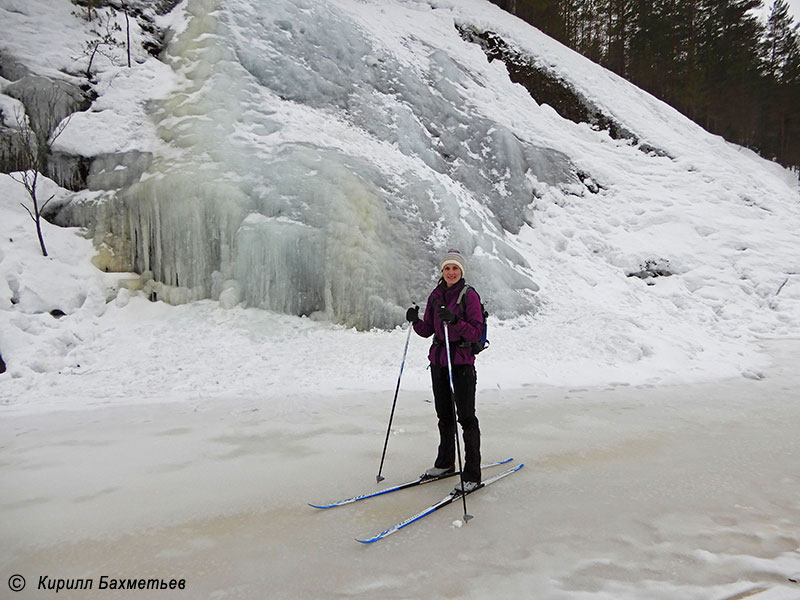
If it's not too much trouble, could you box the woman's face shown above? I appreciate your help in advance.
[442,263,462,287]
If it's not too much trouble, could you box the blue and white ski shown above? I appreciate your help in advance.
[355,462,524,544]
[309,458,513,509]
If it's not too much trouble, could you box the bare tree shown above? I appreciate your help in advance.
[9,87,73,257]
[123,2,132,68]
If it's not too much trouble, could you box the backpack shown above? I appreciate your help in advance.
[457,285,489,355]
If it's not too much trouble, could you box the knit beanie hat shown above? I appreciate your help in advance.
[440,249,466,276]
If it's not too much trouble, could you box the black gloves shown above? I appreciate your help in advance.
[406,305,457,323]
[406,305,420,323]
[437,305,458,324]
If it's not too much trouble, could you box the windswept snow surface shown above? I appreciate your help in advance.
[2,335,800,599]
[1,0,800,598]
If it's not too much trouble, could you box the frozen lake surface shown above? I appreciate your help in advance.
[3,340,799,599]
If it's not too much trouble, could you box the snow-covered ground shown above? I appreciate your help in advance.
[2,0,800,597]
[1,158,799,600]
[2,335,799,599]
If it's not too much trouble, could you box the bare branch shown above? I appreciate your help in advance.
[50,113,73,145]
[41,193,57,212]
[9,83,73,257]
[19,202,36,222]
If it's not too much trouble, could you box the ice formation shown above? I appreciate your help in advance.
[53,0,587,328]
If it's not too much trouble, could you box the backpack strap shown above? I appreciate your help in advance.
[456,285,473,318]
[456,284,489,356]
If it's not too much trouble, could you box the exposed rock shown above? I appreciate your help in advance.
[457,25,667,157]
[4,75,90,135]
[628,259,673,281]
[87,150,153,191]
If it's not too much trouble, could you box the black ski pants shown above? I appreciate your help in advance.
[430,363,481,483]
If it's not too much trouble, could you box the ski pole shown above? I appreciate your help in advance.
[376,313,415,483]
[443,317,473,522]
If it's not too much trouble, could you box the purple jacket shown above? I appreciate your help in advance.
[413,279,484,367]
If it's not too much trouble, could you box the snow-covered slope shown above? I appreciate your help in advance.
[1,0,800,405]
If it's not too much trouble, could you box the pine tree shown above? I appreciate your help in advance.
[604,0,630,75]
[693,0,764,143]
[760,0,800,164]
[512,0,569,43]
[762,0,800,83]
[627,0,673,96]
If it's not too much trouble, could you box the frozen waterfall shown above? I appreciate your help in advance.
[64,0,588,329]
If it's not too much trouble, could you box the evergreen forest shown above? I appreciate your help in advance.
[490,0,800,170]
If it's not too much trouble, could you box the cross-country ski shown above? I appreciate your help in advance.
[309,458,513,509]
[356,463,524,544]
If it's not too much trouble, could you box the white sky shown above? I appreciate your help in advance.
[761,0,800,21]
[789,0,800,19]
